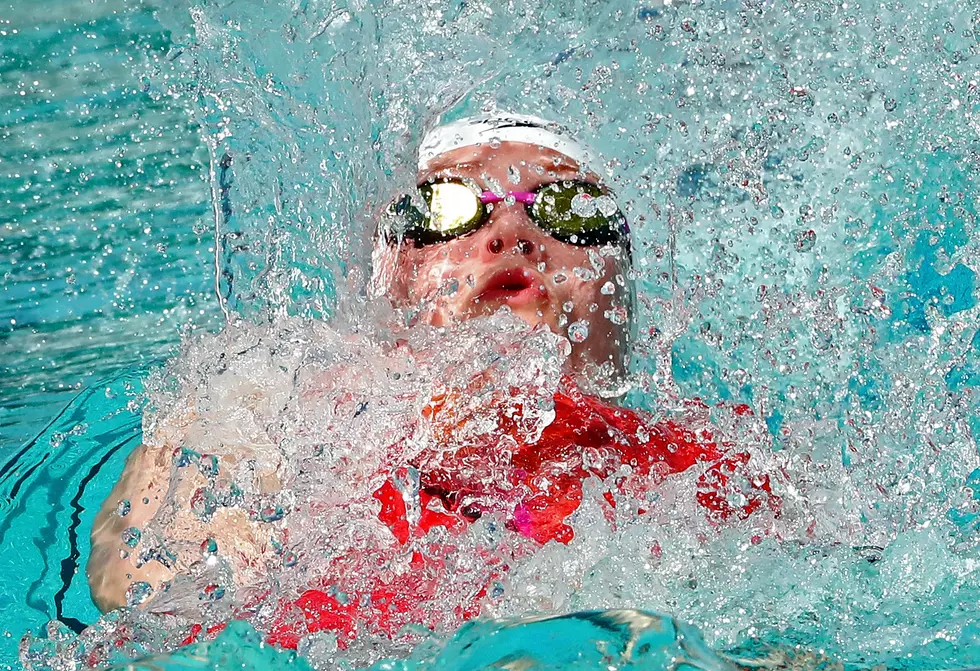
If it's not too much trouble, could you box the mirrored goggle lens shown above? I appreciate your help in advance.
[383,180,626,247]
[420,181,484,237]
[530,181,625,245]
[380,181,483,244]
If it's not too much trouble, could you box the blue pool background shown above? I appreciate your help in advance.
[1,0,218,664]
[3,0,980,668]
[1,0,218,451]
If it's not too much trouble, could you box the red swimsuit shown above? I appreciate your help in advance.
[263,387,776,649]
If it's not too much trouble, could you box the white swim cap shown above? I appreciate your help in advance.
[417,113,597,172]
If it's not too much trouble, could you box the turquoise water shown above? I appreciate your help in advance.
[4,0,980,669]
[0,0,216,663]
[0,0,218,449]
[94,612,738,671]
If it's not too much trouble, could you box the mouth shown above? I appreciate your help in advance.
[474,267,548,307]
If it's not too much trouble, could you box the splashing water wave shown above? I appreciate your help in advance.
[16,0,980,668]
[20,311,980,669]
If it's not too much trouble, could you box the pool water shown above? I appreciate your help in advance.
[3,0,980,669]
[0,0,218,450]
[1,0,216,663]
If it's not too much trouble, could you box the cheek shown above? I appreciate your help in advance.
[557,256,628,321]
[561,278,605,318]
[544,248,605,303]
[396,245,467,302]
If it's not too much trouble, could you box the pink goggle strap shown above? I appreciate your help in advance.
[479,191,537,205]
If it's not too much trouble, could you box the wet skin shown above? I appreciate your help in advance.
[378,141,632,380]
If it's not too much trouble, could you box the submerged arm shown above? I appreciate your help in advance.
[88,443,175,612]
[88,441,282,613]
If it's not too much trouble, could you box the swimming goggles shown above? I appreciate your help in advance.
[380,179,630,247]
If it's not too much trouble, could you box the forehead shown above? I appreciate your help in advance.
[417,141,595,185]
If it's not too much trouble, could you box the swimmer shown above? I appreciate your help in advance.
[371,114,634,388]
[87,114,777,642]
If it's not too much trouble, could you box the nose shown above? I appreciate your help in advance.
[480,205,547,263]
[487,237,535,256]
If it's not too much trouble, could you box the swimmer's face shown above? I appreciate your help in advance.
[380,141,632,378]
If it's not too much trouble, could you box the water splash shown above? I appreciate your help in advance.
[18,310,980,670]
[15,0,980,668]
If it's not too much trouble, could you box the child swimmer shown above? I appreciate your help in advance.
[87,114,778,646]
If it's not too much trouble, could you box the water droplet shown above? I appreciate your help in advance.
[507,165,521,184]
[115,499,131,517]
[570,193,598,217]
[199,584,226,602]
[595,195,618,217]
[218,482,245,507]
[553,271,568,284]
[174,448,199,468]
[440,278,460,296]
[568,320,590,343]
[884,98,897,112]
[795,229,817,252]
[810,328,834,350]
[600,281,616,295]
[199,454,219,479]
[604,306,629,325]
[121,527,141,548]
[125,581,153,607]
[201,537,218,557]
[190,488,217,521]
[259,505,285,523]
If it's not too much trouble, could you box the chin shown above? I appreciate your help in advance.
[496,303,554,330]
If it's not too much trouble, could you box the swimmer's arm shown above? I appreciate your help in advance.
[87,443,175,612]
[89,443,281,613]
